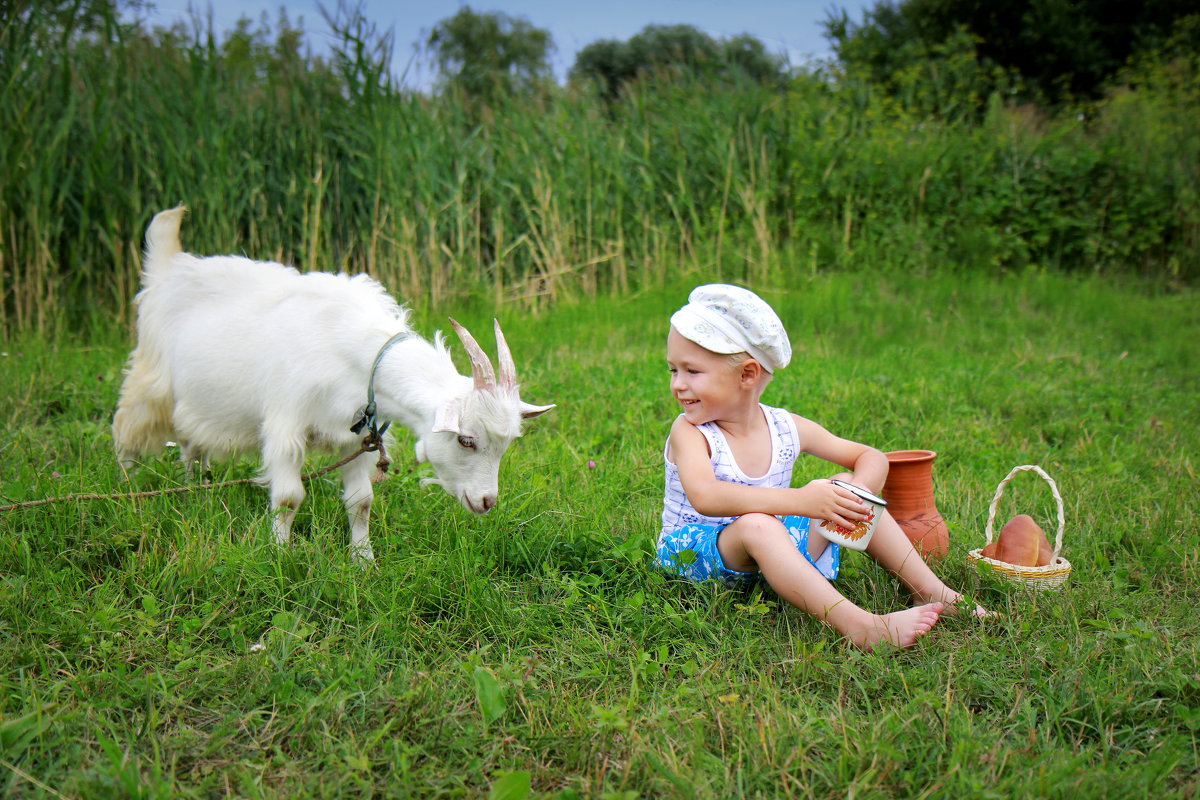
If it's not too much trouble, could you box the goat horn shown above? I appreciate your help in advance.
[493,319,517,392]
[449,318,496,392]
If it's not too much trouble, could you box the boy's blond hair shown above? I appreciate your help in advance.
[722,351,774,391]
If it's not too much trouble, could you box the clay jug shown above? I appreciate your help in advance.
[881,449,949,559]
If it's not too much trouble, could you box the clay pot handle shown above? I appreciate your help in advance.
[983,465,1066,557]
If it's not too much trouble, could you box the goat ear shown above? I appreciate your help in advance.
[520,402,555,419]
[432,401,461,434]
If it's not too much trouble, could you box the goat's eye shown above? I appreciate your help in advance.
[457,434,477,450]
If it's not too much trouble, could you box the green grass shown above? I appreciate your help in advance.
[1,272,1198,798]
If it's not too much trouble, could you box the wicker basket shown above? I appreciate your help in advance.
[967,465,1072,590]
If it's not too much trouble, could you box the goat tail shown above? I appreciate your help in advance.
[143,205,187,279]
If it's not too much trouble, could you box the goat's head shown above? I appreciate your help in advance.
[416,319,553,514]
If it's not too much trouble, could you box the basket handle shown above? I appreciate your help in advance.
[983,465,1066,557]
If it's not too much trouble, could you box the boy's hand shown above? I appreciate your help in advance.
[797,479,867,530]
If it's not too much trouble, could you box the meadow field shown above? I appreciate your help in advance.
[3,4,1199,797]
[1,270,1197,798]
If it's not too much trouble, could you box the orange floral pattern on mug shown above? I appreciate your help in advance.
[820,509,876,541]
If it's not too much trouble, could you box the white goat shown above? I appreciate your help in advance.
[112,206,553,562]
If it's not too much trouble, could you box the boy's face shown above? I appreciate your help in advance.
[666,327,746,425]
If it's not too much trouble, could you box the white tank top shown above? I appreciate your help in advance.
[660,404,800,538]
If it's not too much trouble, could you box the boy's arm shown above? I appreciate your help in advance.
[791,413,889,494]
[669,416,867,529]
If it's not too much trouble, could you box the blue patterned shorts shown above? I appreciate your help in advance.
[656,515,839,587]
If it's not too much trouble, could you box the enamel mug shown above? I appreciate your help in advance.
[812,480,888,551]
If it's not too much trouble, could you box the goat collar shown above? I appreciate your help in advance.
[350,331,412,437]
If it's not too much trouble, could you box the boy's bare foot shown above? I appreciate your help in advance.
[945,601,999,619]
[915,587,998,619]
[847,602,944,651]
[941,594,998,619]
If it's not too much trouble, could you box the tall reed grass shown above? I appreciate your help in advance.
[2,4,1197,336]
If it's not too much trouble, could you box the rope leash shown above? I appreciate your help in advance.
[0,433,390,514]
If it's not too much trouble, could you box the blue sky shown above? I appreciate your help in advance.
[131,0,872,90]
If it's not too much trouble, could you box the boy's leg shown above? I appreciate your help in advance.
[717,513,943,650]
[865,510,990,615]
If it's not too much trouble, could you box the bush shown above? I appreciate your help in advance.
[1,3,1196,337]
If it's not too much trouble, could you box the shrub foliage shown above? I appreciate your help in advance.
[1,1,1197,335]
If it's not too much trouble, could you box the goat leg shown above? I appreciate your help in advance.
[264,437,306,545]
[342,449,377,564]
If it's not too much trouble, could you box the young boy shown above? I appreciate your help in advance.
[658,284,987,650]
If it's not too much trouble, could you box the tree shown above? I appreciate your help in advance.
[625,23,720,75]
[426,6,554,104]
[570,24,784,101]
[721,33,788,85]
[570,38,628,102]
[825,0,1200,106]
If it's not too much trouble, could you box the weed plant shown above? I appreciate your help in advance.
[2,5,1199,336]
[1,272,1197,797]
